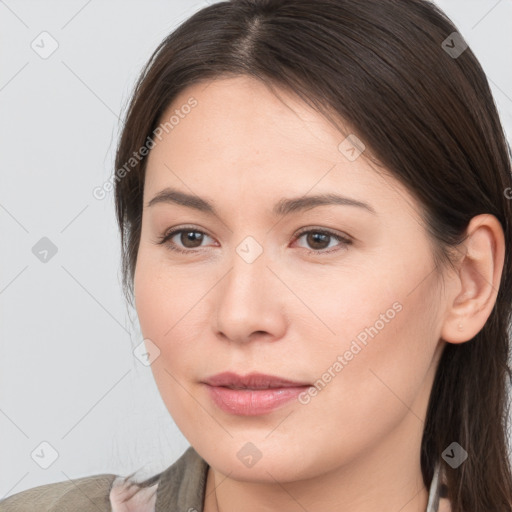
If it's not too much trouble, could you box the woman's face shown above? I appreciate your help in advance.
[134,76,447,482]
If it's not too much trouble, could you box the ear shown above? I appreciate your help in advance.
[441,214,505,344]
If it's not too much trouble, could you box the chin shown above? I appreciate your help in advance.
[199,439,323,483]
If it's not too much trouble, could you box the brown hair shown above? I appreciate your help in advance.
[114,0,512,509]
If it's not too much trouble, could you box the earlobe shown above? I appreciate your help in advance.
[440,214,505,345]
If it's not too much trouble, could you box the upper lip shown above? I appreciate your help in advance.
[202,372,311,389]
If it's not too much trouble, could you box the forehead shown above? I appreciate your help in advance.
[154,75,349,165]
[144,76,422,225]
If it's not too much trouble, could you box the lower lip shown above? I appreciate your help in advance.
[204,384,310,416]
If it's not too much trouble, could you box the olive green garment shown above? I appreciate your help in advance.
[0,446,208,512]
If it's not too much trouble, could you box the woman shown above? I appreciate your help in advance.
[2,0,511,511]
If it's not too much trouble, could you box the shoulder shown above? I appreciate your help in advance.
[110,446,209,512]
[0,473,117,512]
[0,447,209,512]
[152,445,208,510]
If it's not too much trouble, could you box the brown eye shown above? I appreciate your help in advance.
[156,227,214,254]
[294,228,353,255]
[156,226,352,256]
[179,230,205,248]
[304,232,331,250]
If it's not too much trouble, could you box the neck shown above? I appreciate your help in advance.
[204,412,429,512]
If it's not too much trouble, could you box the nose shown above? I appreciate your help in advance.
[213,244,288,345]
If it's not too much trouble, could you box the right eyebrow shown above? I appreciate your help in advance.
[146,188,215,213]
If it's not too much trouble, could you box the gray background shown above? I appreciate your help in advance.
[1,0,511,499]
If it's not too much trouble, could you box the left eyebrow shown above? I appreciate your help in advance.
[273,193,376,216]
[146,187,376,216]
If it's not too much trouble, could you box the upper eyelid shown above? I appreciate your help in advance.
[160,226,351,248]
[162,226,214,242]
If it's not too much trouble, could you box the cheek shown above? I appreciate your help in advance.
[133,248,213,387]
[295,257,440,421]
[134,259,205,431]
[134,244,204,342]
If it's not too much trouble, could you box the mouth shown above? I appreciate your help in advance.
[202,371,311,389]
[201,372,312,416]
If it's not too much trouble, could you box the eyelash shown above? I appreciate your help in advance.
[155,226,353,256]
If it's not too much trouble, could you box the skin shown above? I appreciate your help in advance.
[133,75,505,512]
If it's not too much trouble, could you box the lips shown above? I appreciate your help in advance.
[202,371,311,389]
[202,372,312,415]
